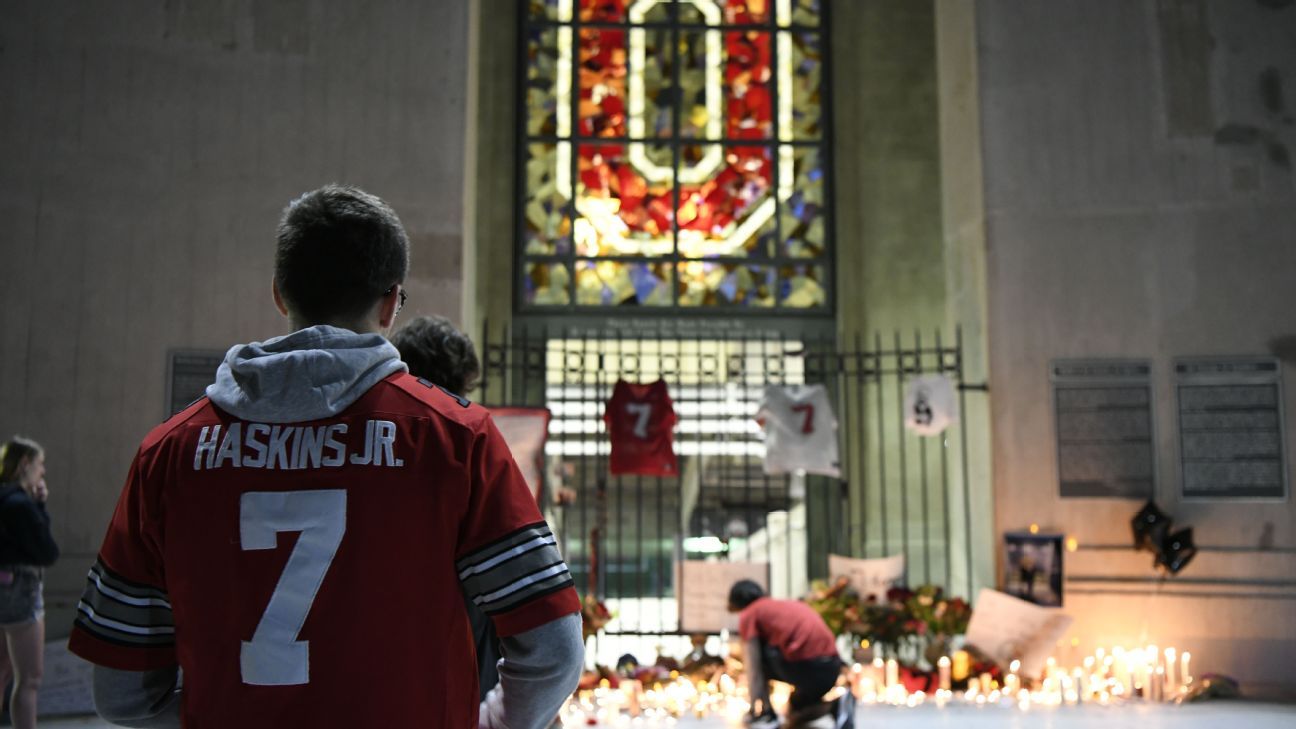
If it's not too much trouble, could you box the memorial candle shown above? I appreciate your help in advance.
[1180,651,1192,687]
[1164,647,1176,690]
[1151,667,1165,703]
[952,650,970,682]
[885,659,899,689]
[938,656,951,691]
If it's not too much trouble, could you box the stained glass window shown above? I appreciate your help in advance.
[519,0,831,312]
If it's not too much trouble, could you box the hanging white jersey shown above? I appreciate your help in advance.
[756,384,840,478]
[903,374,958,436]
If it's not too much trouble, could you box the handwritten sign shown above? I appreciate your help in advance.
[677,561,769,633]
[490,407,552,501]
[827,553,905,602]
[965,588,1073,678]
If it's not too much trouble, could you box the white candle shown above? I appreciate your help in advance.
[1073,667,1087,703]
[1164,647,1177,690]
[1151,667,1165,702]
[938,656,951,691]
[885,659,899,689]
[873,657,885,686]
[1181,651,1192,687]
[860,676,876,701]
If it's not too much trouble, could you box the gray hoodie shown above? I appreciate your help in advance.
[206,325,407,422]
[94,326,583,729]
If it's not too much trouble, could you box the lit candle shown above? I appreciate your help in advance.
[885,658,899,689]
[872,657,885,687]
[1151,667,1165,703]
[860,676,876,701]
[1005,660,1020,696]
[1134,659,1149,699]
[979,672,992,695]
[1073,667,1087,703]
[952,650,970,682]
[1181,651,1192,687]
[1164,647,1177,690]
[938,656,951,691]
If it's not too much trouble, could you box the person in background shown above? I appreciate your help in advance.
[390,315,502,704]
[728,580,845,728]
[390,315,481,396]
[67,185,583,729]
[0,436,60,729]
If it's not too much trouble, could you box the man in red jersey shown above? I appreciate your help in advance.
[68,185,583,728]
[728,580,848,728]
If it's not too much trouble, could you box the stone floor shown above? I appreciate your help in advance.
[36,700,1296,728]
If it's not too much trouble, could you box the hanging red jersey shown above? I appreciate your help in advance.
[604,379,678,477]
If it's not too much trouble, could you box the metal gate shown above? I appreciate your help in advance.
[477,323,979,643]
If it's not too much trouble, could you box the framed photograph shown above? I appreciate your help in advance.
[1002,532,1064,607]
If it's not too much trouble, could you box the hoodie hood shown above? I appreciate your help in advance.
[206,325,408,423]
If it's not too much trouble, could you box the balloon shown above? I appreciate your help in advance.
[1157,527,1198,575]
[1131,500,1172,552]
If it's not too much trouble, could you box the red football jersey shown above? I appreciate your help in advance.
[68,373,580,729]
[603,379,678,477]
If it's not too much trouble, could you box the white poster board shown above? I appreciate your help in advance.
[677,561,769,633]
[965,588,1074,679]
[827,553,905,602]
[490,407,551,501]
[903,375,959,436]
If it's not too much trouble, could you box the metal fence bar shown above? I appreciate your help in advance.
[916,329,931,585]
[936,328,953,590]
[957,325,974,599]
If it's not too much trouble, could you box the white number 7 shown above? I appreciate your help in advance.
[239,490,346,686]
[627,403,653,439]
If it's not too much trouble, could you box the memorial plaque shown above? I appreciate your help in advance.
[1176,358,1287,500]
[166,349,225,416]
[1051,360,1155,498]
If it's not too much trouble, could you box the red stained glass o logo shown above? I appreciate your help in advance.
[556,0,794,258]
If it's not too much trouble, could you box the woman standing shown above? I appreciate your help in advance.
[0,437,59,729]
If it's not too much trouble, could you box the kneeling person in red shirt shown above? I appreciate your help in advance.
[729,580,843,727]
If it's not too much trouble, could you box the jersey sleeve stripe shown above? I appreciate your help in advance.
[87,568,173,609]
[482,575,576,617]
[457,535,557,580]
[455,522,553,573]
[75,559,176,649]
[75,602,176,636]
[71,617,176,650]
[472,561,569,605]
[76,590,174,630]
[90,561,172,603]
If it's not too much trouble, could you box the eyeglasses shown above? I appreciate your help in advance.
[386,285,408,315]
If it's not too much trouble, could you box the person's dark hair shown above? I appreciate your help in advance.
[390,316,481,395]
[0,436,43,484]
[274,185,410,325]
[727,579,765,612]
